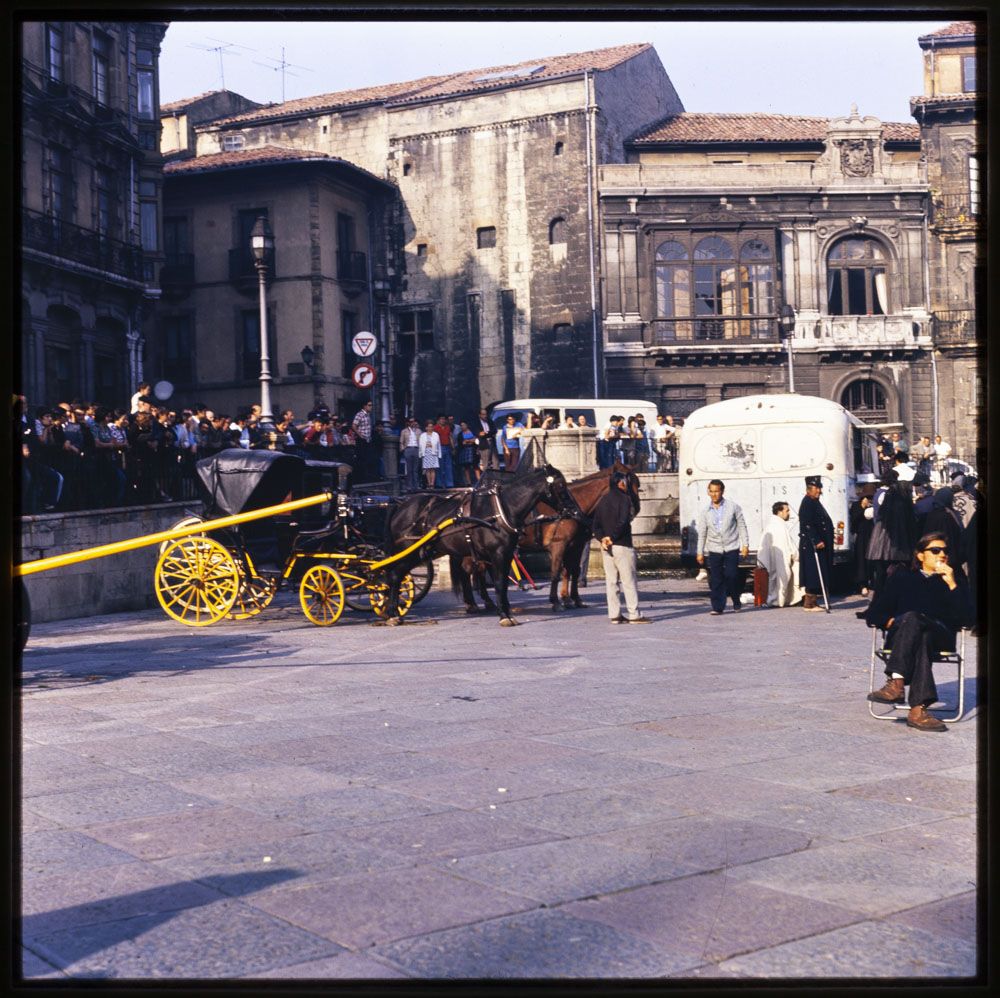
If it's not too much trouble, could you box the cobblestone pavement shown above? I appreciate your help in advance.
[18,576,979,981]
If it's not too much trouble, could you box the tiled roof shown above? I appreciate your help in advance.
[919,21,982,42]
[910,92,982,106]
[632,112,919,145]
[163,145,392,188]
[210,43,651,127]
[160,90,226,113]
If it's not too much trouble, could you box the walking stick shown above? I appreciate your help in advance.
[813,545,832,613]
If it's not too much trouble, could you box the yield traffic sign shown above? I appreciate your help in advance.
[351,363,377,389]
[351,331,378,357]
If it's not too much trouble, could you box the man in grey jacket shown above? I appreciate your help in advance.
[696,479,750,614]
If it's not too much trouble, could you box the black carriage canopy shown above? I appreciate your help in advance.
[195,449,349,518]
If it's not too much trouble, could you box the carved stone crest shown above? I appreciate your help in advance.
[840,139,874,177]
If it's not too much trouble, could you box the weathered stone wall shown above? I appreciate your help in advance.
[19,502,199,624]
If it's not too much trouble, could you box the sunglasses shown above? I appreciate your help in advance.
[924,546,948,555]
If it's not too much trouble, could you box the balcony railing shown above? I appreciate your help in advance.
[801,315,930,347]
[934,309,978,346]
[650,317,778,345]
[229,246,275,283]
[159,253,195,287]
[22,208,144,282]
[933,192,980,226]
[337,250,368,283]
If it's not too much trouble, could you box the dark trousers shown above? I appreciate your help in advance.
[707,549,741,612]
[884,611,954,707]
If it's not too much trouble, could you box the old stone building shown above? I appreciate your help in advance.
[159,89,264,160]
[153,146,395,420]
[187,44,682,416]
[20,19,168,407]
[912,21,984,467]
[598,20,983,463]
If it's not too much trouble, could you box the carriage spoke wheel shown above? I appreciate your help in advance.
[342,567,376,612]
[299,565,346,626]
[408,560,434,605]
[228,574,278,619]
[370,574,416,618]
[155,537,240,627]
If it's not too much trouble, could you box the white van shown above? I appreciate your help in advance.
[489,398,659,439]
[678,393,883,567]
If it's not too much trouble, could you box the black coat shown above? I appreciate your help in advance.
[865,566,972,647]
[592,485,636,548]
[798,494,834,590]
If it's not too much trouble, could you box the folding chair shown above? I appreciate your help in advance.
[867,625,968,723]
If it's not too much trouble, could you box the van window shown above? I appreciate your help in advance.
[761,426,826,473]
[565,408,595,426]
[694,428,758,473]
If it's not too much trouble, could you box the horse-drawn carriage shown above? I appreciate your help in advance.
[155,449,434,627]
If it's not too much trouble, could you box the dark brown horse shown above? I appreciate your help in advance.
[381,464,570,625]
[518,462,641,611]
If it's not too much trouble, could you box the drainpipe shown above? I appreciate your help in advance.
[583,69,600,396]
[922,187,939,438]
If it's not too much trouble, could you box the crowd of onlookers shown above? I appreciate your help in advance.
[15,385,386,515]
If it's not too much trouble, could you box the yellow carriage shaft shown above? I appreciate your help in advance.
[13,492,334,578]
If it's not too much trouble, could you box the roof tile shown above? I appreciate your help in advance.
[209,43,651,127]
[919,21,982,42]
[632,112,918,145]
[165,144,338,173]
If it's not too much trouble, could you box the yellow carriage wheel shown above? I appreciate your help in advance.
[370,574,416,619]
[299,564,346,626]
[228,574,278,619]
[155,536,240,626]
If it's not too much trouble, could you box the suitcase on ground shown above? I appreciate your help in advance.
[753,566,769,607]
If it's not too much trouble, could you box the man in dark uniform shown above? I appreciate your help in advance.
[799,475,834,611]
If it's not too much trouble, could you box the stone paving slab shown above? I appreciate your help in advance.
[22,777,216,828]
[18,578,980,981]
[25,898,345,979]
[21,863,225,933]
[247,865,537,949]
[706,919,977,978]
[563,872,866,965]
[440,837,699,906]
[373,907,690,978]
[81,805,310,861]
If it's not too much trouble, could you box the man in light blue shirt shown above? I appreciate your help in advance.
[696,479,750,614]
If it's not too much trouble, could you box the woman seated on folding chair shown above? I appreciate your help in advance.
[865,532,973,732]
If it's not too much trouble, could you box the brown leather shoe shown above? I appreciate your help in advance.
[867,677,905,704]
[906,705,948,732]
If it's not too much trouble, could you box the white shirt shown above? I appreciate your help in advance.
[399,426,421,449]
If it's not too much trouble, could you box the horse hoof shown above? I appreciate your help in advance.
[465,606,480,615]
[573,600,587,609]
[500,617,517,627]
[385,616,405,627]
[551,603,563,613]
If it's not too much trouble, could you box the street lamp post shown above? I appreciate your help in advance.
[250,216,275,422]
[779,303,796,393]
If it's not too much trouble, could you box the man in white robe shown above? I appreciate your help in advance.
[757,501,804,607]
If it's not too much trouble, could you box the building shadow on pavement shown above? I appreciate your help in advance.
[20,868,302,973]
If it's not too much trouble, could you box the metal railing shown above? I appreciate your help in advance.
[337,250,368,283]
[22,208,144,282]
[934,309,979,346]
[159,252,195,286]
[649,317,778,345]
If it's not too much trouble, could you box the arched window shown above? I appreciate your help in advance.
[549,217,567,245]
[826,237,889,316]
[841,379,888,423]
[654,240,689,323]
[652,233,777,342]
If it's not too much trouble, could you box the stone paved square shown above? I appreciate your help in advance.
[18,580,980,980]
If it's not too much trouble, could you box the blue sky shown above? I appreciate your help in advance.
[159,19,953,124]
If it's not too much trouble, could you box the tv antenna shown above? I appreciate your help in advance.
[253,47,314,103]
[187,36,256,90]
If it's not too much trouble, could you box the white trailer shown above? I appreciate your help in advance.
[678,394,884,568]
